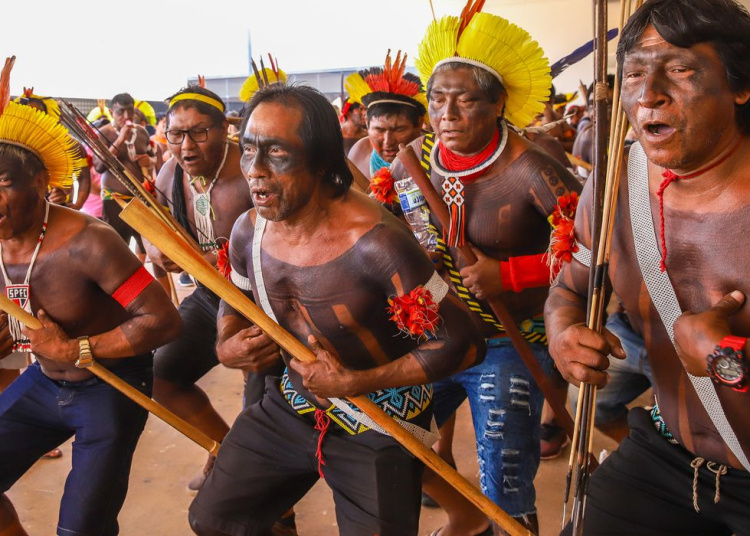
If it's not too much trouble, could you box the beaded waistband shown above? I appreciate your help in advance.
[280,370,432,435]
[650,401,679,445]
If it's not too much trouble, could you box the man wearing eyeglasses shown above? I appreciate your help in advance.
[143,86,269,491]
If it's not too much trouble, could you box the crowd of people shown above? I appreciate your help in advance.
[1,0,749,535]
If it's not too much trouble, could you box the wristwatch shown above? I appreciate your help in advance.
[706,335,748,392]
[76,336,93,368]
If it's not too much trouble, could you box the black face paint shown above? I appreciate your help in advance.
[241,134,305,178]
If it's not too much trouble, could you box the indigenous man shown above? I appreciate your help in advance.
[0,60,181,536]
[188,83,485,536]
[391,6,581,533]
[339,98,367,154]
[95,92,157,256]
[145,86,257,489]
[346,51,426,203]
[546,1,750,533]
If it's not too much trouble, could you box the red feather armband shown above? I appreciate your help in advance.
[387,272,449,340]
[216,241,231,279]
[546,192,580,276]
[370,168,398,205]
[112,266,154,308]
[499,253,551,293]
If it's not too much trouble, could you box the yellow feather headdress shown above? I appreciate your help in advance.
[345,50,428,115]
[416,0,551,128]
[134,100,157,126]
[240,55,287,103]
[0,57,79,189]
[13,88,61,120]
[87,99,113,123]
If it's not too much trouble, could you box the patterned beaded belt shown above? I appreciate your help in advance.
[650,401,679,445]
[280,370,432,435]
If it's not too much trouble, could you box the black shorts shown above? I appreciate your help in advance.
[102,199,144,254]
[189,377,424,536]
[154,285,221,386]
[564,407,750,536]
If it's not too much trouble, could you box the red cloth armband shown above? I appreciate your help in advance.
[112,266,154,308]
[499,253,551,293]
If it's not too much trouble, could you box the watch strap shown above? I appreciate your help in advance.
[719,335,746,352]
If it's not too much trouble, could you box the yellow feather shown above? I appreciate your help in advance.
[457,13,550,127]
[0,101,79,189]
[416,16,460,86]
[135,100,157,126]
[344,72,372,106]
[239,69,287,103]
[413,93,429,115]
[13,93,61,121]
[87,105,112,123]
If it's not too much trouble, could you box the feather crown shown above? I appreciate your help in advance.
[0,57,79,189]
[14,88,61,120]
[240,54,287,103]
[416,0,551,127]
[134,100,157,126]
[345,50,428,115]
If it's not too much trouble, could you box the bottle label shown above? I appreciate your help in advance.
[399,188,426,212]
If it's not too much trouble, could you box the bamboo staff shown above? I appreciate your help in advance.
[117,196,530,536]
[564,0,640,532]
[0,294,220,457]
[396,144,579,446]
[347,158,371,193]
[566,152,593,172]
[566,0,612,532]
[166,272,181,306]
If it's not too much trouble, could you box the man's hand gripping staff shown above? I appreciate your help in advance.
[0,292,220,457]
[118,195,533,536]
[396,142,578,444]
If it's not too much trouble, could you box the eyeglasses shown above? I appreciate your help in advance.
[165,127,214,144]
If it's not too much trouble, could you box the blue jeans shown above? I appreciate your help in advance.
[569,312,654,426]
[0,360,151,536]
[432,338,554,517]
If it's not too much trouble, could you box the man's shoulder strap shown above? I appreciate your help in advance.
[628,141,750,471]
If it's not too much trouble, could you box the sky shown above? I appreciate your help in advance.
[8,0,746,103]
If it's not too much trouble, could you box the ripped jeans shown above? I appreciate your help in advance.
[431,338,553,517]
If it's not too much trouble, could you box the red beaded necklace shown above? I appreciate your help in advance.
[438,127,501,183]
[436,126,505,247]
[657,138,742,272]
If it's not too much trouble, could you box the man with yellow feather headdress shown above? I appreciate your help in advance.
[14,88,92,211]
[390,2,581,533]
[0,57,181,536]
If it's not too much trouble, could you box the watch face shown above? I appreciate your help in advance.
[714,355,743,383]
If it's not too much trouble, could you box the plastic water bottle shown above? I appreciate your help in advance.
[394,177,437,252]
